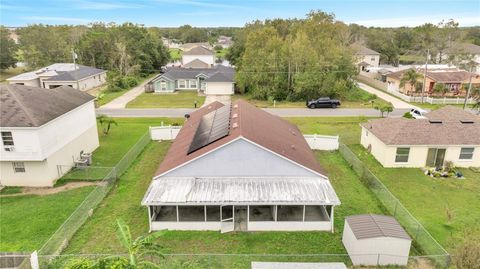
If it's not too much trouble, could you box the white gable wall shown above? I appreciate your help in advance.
[182,55,215,66]
[162,138,319,178]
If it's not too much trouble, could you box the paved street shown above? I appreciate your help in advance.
[96,107,411,118]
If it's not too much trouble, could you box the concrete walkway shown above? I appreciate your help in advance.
[100,78,153,109]
[358,82,418,109]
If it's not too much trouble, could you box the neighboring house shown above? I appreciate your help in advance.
[439,42,480,73]
[351,43,380,70]
[142,100,340,232]
[161,37,180,49]
[148,65,235,95]
[0,84,99,187]
[217,35,233,48]
[180,42,212,51]
[182,46,216,67]
[360,106,480,168]
[386,67,480,97]
[7,63,107,91]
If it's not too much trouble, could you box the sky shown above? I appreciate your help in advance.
[0,0,479,28]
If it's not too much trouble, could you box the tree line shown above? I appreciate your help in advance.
[152,25,240,44]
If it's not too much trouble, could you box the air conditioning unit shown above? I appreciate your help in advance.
[4,146,15,152]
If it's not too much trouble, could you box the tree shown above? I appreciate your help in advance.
[0,27,17,70]
[433,83,449,96]
[400,69,423,94]
[374,103,394,117]
[97,115,117,135]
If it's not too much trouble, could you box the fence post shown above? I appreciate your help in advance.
[377,253,380,266]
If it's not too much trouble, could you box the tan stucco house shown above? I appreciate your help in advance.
[351,43,380,71]
[360,106,480,168]
[386,68,480,97]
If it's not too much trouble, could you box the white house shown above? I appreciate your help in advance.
[147,65,235,95]
[360,106,480,168]
[142,100,340,233]
[7,63,107,91]
[439,42,480,73]
[182,46,216,67]
[0,84,99,187]
[350,43,380,71]
[342,214,411,266]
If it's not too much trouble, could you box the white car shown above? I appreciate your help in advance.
[409,108,427,119]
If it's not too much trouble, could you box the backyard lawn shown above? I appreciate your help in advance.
[349,144,480,251]
[0,186,94,251]
[63,142,386,257]
[127,91,205,108]
[233,87,389,109]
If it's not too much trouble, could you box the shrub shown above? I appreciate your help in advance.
[403,112,413,119]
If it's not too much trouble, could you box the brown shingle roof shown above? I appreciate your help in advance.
[1,84,95,127]
[350,43,380,56]
[183,46,214,56]
[155,100,326,177]
[361,106,480,145]
[445,42,480,55]
[386,68,476,83]
[346,214,411,240]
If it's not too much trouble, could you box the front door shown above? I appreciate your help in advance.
[220,205,234,233]
[426,148,446,168]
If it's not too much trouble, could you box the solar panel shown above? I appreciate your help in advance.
[188,104,231,154]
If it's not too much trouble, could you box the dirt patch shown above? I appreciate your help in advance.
[0,181,104,197]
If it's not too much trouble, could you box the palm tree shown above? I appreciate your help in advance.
[97,115,117,135]
[433,83,449,97]
[115,218,165,268]
[400,69,423,95]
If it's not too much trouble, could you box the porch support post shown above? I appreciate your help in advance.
[247,205,250,223]
[274,205,278,222]
[331,206,335,233]
[204,205,207,222]
[147,206,152,233]
[302,205,306,222]
[176,205,179,222]
[220,206,222,221]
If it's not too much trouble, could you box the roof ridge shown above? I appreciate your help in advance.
[4,85,39,126]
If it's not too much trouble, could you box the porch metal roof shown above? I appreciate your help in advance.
[142,177,340,206]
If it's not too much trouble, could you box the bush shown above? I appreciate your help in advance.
[403,112,413,119]
[106,71,139,92]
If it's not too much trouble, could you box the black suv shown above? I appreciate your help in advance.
[306,97,341,109]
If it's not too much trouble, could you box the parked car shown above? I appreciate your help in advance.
[306,97,341,109]
[409,108,427,119]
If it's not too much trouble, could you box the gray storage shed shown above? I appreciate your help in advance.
[342,214,411,266]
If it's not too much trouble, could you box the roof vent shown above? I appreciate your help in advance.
[233,104,238,109]
[291,144,296,150]
[232,122,238,129]
[429,120,442,124]
[460,120,474,124]
[232,113,238,119]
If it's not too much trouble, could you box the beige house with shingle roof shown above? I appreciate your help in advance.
[182,46,216,68]
[360,106,480,168]
[351,43,380,70]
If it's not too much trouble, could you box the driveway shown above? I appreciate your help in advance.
[96,107,411,118]
[203,94,232,106]
[100,78,154,109]
[357,82,419,109]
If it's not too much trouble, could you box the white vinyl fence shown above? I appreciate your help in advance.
[150,126,182,140]
[303,134,339,150]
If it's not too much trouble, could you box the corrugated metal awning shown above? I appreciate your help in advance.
[142,177,340,206]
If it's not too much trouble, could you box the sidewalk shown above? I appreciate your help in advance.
[358,82,420,110]
[100,77,154,109]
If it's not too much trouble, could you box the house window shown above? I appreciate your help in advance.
[190,79,197,88]
[395,147,410,163]
[459,147,474,160]
[371,57,375,61]
[178,80,186,88]
[160,81,167,91]
[12,162,25,173]
[1,131,14,146]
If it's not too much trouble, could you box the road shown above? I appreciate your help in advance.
[96,107,412,118]
[357,82,419,109]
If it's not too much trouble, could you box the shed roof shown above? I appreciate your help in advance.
[346,214,411,240]
[142,177,340,205]
[361,106,480,145]
[1,84,95,127]
[155,100,327,177]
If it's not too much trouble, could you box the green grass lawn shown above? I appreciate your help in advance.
[96,75,155,107]
[127,91,206,108]
[0,186,95,251]
[233,87,389,109]
[63,142,386,257]
[349,144,480,251]
[215,48,229,58]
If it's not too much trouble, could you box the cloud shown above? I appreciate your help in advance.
[153,0,252,10]
[351,14,480,27]
[20,16,93,24]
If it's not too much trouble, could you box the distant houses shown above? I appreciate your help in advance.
[351,43,381,71]
[7,63,107,91]
[360,106,480,168]
[0,84,99,187]
[439,42,480,73]
[217,35,233,48]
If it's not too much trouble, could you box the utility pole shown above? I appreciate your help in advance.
[463,63,474,110]
[72,48,79,90]
[421,49,429,104]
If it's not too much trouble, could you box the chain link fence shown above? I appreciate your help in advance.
[37,132,151,256]
[338,143,450,268]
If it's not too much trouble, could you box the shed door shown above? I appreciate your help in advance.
[220,205,234,233]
